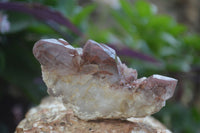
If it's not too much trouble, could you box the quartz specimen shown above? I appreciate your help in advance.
[33,38,177,120]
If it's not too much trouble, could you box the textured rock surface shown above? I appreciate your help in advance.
[33,38,177,120]
[15,97,171,133]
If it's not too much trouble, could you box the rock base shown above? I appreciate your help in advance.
[15,97,171,133]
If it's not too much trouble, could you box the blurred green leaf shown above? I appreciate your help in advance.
[0,50,5,72]
[184,34,200,50]
[72,4,96,25]
[148,15,173,31]
[119,0,134,18]
[135,0,154,17]
[56,0,77,17]
[169,24,187,36]
[88,25,110,42]
[192,107,200,123]
[160,32,180,46]
[111,11,136,35]
[155,103,200,133]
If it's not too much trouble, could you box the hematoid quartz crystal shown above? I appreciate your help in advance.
[33,38,177,120]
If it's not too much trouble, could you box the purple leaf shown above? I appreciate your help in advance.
[0,2,83,36]
[108,43,160,64]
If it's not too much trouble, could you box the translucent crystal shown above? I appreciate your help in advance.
[33,39,177,120]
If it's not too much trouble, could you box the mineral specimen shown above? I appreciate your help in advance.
[33,38,177,120]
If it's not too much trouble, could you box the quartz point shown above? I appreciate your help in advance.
[33,38,177,120]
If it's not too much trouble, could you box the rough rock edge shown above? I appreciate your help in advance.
[15,97,171,133]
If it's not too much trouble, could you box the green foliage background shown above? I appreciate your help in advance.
[0,0,200,132]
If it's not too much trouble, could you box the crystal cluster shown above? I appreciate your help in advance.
[33,38,177,120]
